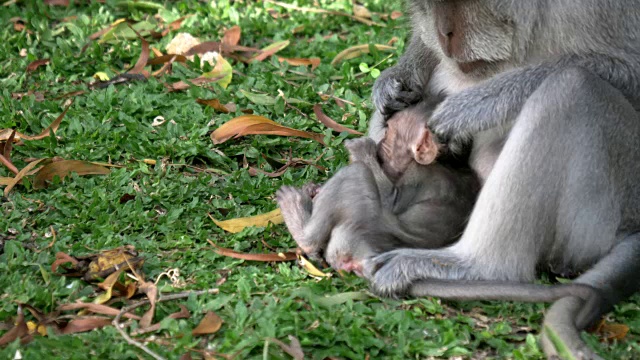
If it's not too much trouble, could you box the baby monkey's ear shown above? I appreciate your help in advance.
[413,126,440,165]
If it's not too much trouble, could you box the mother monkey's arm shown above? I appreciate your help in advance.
[368,32,441,143]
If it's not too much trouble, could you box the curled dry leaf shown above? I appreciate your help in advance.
[26,58,50,72]
[32,160,110,189]
[3,158,48,197]
[222,25,241,46]
[277,57,321,70]
[151,116,167,126]
[197,98,235,113]
[51,251,79,272]
[331,44,395,66]
[0,306,29,346]
[268,335,305,360]
[192,311,223,336]
[58,302,142,320]
[128,35,150,78]
[131,305,191,336]
[251,40,290,62]
[298,254,331,278]
[0,99,72,142]
[313,104,363,135]
[211,115,325,145]
[138,282,159,329]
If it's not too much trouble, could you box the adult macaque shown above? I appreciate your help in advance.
[277,104,478,275]
[363,0,640,358]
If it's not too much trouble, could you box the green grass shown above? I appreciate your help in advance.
[0,1,638,359]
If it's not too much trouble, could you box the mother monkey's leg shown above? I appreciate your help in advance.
[364,67,640,354]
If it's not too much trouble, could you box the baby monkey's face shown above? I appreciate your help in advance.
[379,107,441,180]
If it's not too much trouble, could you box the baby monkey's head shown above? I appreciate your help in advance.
[379,104,441,180]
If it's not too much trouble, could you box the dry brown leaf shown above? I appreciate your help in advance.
[139,282,158,328]
[594,322,629,342]
[277,57,321,70]
[251,40,290,62]
[11,17,25,32]
[353,5,372,19]
[44,0,69,5]
[185,41,260,57]
[197,98,233,113]
[26,58,50,72]
[51,251,79,272]
[222,25,241,46]
[208,239,297,262]
[192,311,223,336]
[331,44,395,65]
[32,160,110,189]
[208,208,284,233]
[390,11,403,20]
[211,115,325,145]
[58,302,142,320]
[131,305,191,335]
[0,99,72,142]
[0,307,29,346]
[147,54,187,66]
[166,74,227,92]
[3,158,48,197]
[129,35,150,78]
[60,317,112,334]
[268,335,305,360]
[161,15,191,37]
[2,129,16,159]
[313,104,362,135]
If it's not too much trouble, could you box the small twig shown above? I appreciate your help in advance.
[113,288,219,360]
[0,153,19,175]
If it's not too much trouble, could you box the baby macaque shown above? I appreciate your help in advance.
[276,103,479,275]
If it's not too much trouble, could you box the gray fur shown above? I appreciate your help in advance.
[365,1,640,358]
[277,110,479,274]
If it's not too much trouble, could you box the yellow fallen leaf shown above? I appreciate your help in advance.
[26,321,47,336]
[209,208,283,233]
[211,115,325,145]
[202,53,232,89]
[298,254,331,278]
[0,177,13,186]
[94,266,126,304]
[331,44,395,66]
[93,72,110,81]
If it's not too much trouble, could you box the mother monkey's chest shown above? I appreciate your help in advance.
[411,0,519,183]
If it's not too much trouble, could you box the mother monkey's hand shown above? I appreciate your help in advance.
[368,34,441,144]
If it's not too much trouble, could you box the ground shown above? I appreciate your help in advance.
[0,0,638,359]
